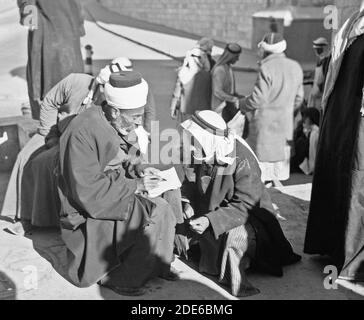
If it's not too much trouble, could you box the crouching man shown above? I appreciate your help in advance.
[177,111,301,297]
[57,72,177,296]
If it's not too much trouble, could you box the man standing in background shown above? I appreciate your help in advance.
[211,43,245,136]
[307,37,331,111]
[17,0,85,119]
[240,33,304,187]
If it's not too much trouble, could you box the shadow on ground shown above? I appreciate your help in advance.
[0,271,16,300]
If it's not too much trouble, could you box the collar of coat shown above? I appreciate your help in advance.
[259,52,287,66]
[322,10,364,113]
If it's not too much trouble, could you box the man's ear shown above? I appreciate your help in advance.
[110,107,119,119]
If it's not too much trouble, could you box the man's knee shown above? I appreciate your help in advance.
[31,147,57,173]
[151,198,177,226]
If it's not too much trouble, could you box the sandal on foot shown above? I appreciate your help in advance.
[160,267,181,281]
[97,282,146,296]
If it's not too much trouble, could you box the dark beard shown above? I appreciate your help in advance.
[110,115,135,135]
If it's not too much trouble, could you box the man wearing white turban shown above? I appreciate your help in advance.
[1,58,155,232]
[177,110,301,297]
[240,33,304,186]
[57,72,178,296]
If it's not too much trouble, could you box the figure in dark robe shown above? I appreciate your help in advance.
[17,0,85,120]
[57,72,178,296]
[1,59,154,231]
[176,111,301,297]
[304,8,364,281]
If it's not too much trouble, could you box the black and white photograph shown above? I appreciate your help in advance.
[0,0,363,304]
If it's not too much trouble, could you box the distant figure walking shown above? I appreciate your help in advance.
[307,37,331,111]
[17,0,85,120]
[170,37,215,125]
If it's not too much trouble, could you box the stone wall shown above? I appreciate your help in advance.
[99,0,333,48]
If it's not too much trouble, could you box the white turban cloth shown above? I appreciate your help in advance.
[96,57,133,85]
[181,110,236,165]
[181,110,260,166]
[104,78,148,110]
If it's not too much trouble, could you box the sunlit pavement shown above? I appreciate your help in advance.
[0,1,363,300]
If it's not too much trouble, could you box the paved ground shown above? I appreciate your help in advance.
[0,1,363,300]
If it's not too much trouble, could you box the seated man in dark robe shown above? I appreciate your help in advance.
[57,72,178,296]
[1,57,156,231]
[176,110,301,297]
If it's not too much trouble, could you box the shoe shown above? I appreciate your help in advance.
[282,253,302,266]
[236,286,261,298]
[160,267,181,281]
[97,281,146,296]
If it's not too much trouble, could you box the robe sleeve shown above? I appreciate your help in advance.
[143,90,156,133]
[38,75,71,136]
[240,68,271,114]
[294,69,305,111]
[206,158,264,239]
[308,66,324,108]
[212,67,237,110]
[308,127,319,174]
[64,128,138,221]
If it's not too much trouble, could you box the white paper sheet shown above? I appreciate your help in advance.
[148,167,182,198]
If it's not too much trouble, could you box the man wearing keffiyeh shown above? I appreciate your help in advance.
[176,110,301,297]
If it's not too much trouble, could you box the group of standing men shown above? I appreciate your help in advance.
[171,33,304,187]
[171,2,364,286]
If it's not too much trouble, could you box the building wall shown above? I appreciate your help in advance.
[99,0,333,48]
[335,0,362,29]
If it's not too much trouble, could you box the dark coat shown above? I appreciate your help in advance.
[173,71,212,116]
[18,0,85,119]
[304,35,364,281]
[181,140,299,276]
[58,106,176,287]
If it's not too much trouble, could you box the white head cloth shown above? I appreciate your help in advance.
[258,39,287,54]
[96,57,133,85]
[182,110,261,167]
[178,47,210,85]
[181,110,236,165]
[104,79,148,110]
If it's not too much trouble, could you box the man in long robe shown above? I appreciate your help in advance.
[57,72,177,295]
[240,33,304,186]
[304,6,364,282]
[307,37,331,111]
[211,43,246,137]
[170,38,214,125]
[177,111,301,297]
[1,73,93,229]
[17,0,85,120]
[1,59,155,229]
